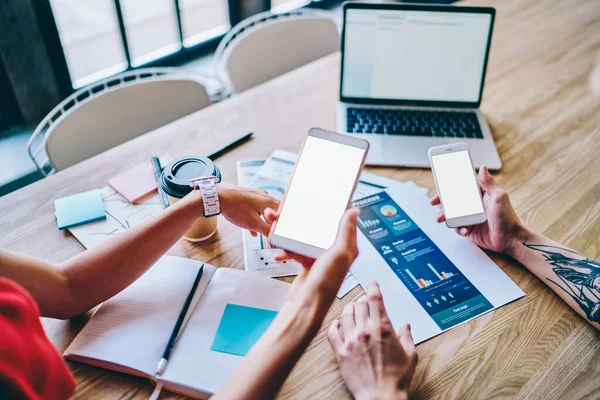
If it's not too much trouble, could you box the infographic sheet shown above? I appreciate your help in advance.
[350,187,525,343]
[354,191,493,330]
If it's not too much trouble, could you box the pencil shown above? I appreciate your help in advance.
[155,264,204,376]
[152,157,170,209]
[208,132,253,160]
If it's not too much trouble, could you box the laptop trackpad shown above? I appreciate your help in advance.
[379,137,430,167]
[364,136,384,164]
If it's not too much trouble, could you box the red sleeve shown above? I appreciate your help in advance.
[0,278,75,400]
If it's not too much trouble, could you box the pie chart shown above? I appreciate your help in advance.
[380,205,397,217]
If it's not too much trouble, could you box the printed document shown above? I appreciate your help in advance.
[350,186,525,343]
[237,154,304,278]
[68,186,163,249]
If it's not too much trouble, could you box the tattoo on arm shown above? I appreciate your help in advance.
[523,243,600,324]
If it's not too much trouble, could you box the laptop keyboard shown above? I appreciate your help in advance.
[346,108,484,139]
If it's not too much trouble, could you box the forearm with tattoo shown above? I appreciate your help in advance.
[523,243,600,324]
[514,237,600,330]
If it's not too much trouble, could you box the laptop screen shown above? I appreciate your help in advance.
[341,7,493,105]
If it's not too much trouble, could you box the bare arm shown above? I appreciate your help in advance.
[0,184,278,319]
[212,208,360,400]
[431,165,599,331]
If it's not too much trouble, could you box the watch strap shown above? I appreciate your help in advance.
[189,176,220,217]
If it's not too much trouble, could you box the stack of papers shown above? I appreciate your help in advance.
[67,158,169,249]
[68,187,164,249]
[237,152,304,278]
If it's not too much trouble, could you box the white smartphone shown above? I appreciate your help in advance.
[269,128,369,258]
[428,142,487,228]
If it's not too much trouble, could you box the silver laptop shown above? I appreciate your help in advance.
[337,3,502,170]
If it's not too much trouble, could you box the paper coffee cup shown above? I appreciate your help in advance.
[160,157,222,242]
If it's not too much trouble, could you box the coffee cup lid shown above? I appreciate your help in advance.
[161,156,221,198]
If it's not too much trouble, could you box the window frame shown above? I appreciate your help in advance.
[0,56,22,132]
[39,0,341,93]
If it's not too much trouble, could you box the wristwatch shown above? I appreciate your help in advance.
[189,176,220,217]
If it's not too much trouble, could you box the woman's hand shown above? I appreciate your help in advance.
[430,164,529,256]
[328,282,418,400]
[217,184,280,237]
[265,207,361,307]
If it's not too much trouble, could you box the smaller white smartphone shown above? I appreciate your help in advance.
[269,128,369,258]
[428,142,486,228]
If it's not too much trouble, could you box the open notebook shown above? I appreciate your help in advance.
[64,256,290,398]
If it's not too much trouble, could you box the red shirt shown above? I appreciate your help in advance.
[0,278,75,399]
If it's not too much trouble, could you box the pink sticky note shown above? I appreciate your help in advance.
[108,163,158,203]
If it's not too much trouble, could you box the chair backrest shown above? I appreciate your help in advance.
[214,10,339,95]
[28,68,211,174]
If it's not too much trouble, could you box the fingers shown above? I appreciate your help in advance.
[256,207,278,237]
[397,323,418,373]
[316,207,359,284]
[273,251,290,262]
[255,191,279,213]
[456,226,471,237]
[327,320,344,351]
[478,164,496,193]
[482,191,490,205]
[273,250,315,267]
[266,197,280,212]
[255,218,272,237]
[354,296,369,331]
[436,212,445,223]
[432,195,445,224]
[263,207,278,224]
[366,281,386,323]
[397,323,416,353]
[332,207,360,252]
[328,208,360,268]
[341,302,356,333]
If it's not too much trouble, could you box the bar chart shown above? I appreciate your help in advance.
[357,216,381,229]
[405,263,455,289]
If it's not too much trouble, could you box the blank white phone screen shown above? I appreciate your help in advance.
[431,150,484,220]
[274,135,366,250]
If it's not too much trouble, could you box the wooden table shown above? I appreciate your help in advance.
[1,0,599,398]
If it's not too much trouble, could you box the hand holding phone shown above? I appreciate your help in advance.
[431,164,525,256]
[269,128,369,258]
[428,142,486,228]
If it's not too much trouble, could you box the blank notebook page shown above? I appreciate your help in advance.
[160,268,289,394]
[64,256,216,376]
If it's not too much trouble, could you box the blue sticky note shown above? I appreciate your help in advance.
[211,304,278,357]
[55,189,106,230]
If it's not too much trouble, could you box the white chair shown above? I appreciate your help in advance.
[28,68,215,175]
[214,10,340,95]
